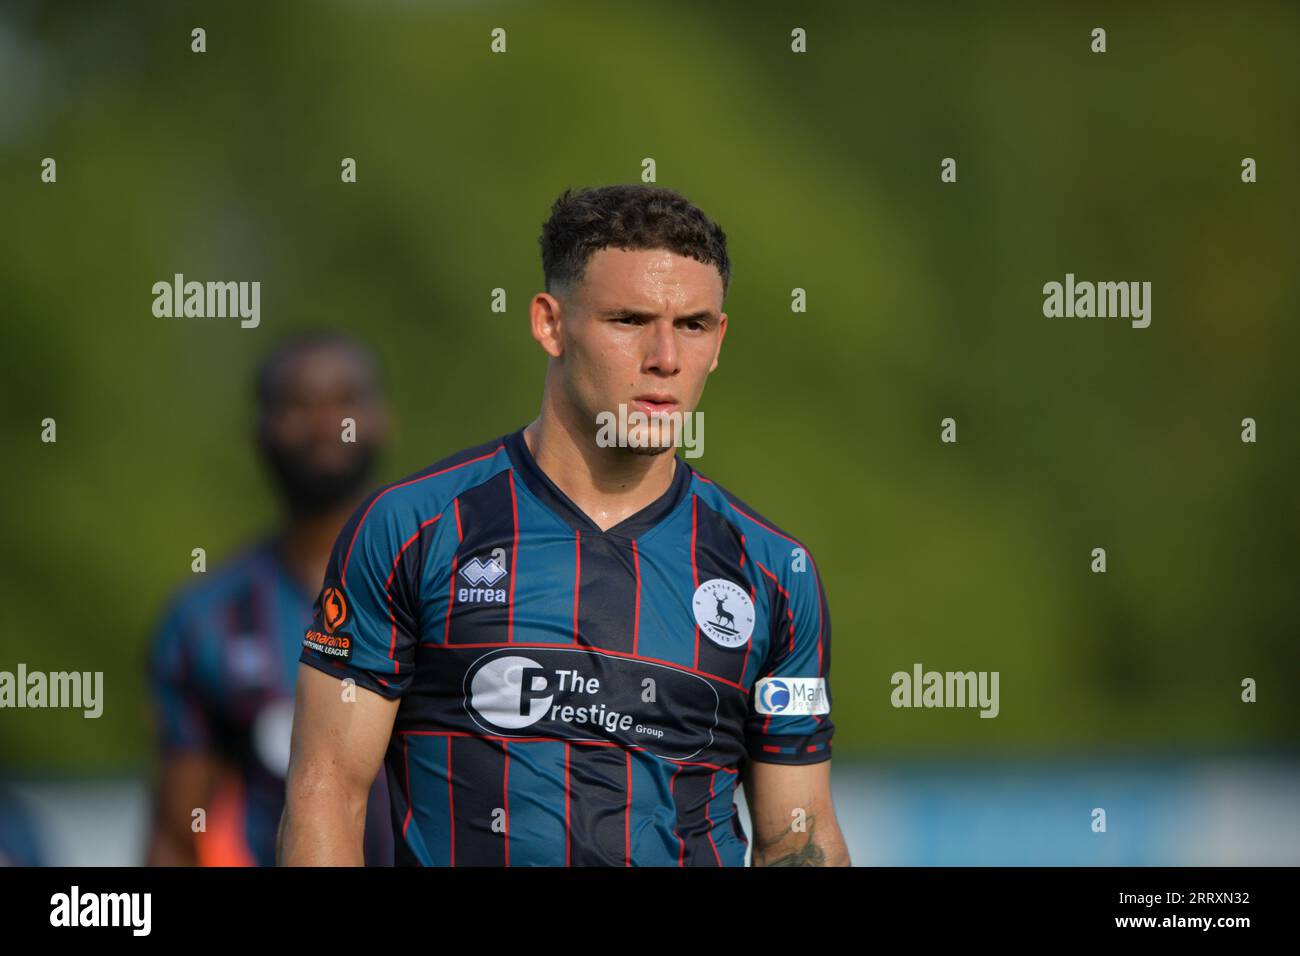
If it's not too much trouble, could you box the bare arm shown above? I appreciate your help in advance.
[146,751,221,866]
[742,759,850,866]
[277,663,398,866]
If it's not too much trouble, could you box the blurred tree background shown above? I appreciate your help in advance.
[1,0,1296,770]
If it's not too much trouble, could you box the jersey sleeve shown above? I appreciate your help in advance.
[744,548,834,765]
[147,598,213,753]
[299,491,425,699]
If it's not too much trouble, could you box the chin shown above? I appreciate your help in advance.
[625,442,676,457]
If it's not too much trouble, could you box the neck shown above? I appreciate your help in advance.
[275,497,364,596]
[525,398,677,533]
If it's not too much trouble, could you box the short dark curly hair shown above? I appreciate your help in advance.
[254,330,381,413]
[538,184,731,300]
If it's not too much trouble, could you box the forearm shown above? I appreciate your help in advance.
[751,810,851,866]
[742,757,851,866]
[278,774,368,866]
[146,754,216,867]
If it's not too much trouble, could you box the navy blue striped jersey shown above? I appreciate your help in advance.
[299,426,834,866]
[148,535,394,866]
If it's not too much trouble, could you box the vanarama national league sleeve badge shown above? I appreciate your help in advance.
[303,584,354,661]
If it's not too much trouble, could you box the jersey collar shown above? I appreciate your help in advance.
[503,425,693,538]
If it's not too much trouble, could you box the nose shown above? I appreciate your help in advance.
[298,395,361,449]
[308,402,344,441]
[645,318,680,375]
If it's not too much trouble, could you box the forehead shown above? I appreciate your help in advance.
[578,247,723,312]
[265,344,374,401]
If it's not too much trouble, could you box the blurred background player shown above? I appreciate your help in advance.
[145,331,395,866]
[0,786,46,866]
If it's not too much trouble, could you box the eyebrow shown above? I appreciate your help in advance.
[599,308,715,322]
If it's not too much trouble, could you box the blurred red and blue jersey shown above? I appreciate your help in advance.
[300,426,834,866]
[148,535,393,866]
[0,787,45,867]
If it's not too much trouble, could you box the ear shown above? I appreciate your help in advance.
[530,292,565,358]
[708,312,727,372]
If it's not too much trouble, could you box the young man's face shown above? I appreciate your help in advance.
[546,247,727,455]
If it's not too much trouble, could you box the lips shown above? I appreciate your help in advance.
[631,396,678,414]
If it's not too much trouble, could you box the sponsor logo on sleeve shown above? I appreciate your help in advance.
[753,676,828,715]
[322,586,349,632]
[304,583,353,660]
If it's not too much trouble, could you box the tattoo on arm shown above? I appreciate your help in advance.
[755,813,827,867]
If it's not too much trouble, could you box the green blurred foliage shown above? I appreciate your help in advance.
[1,1,1296,769]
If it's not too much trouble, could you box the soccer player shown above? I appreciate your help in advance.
[146,332,395,866]
[280,185,849,866]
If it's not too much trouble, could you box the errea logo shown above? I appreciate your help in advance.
[458,552,508,603]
